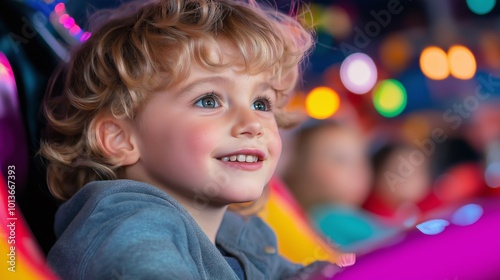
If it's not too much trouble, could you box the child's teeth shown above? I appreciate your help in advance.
[223,154,259,162]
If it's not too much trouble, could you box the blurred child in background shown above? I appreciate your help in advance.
[363,142,431,226]
[284,121,396,253]
[466,100,500,194]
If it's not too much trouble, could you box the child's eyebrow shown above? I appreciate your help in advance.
[177,76,229,96]
[176,76,275,97]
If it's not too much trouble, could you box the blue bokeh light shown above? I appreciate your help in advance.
[416,219,450,235]
[451,204,484,226]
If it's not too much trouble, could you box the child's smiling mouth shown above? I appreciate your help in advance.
[220,155,259,163]
[216,149,265,171]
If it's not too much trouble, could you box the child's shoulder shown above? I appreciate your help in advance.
[49,180,199,278]
[54,179,190,239]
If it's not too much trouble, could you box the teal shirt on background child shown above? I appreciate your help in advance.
[310,205,398,253]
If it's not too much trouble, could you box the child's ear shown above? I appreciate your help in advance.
[95,117,140,166]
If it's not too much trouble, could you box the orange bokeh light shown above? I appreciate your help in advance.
[379,33,413,74]
[420,46,449,80]
[448,45,476,80]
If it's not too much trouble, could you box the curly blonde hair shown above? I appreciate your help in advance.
[40,0,313,201]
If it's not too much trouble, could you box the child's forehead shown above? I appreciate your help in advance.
[169,39,277,86]
[198,38,269,72]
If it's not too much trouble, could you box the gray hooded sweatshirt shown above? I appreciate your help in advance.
[47,179,335,280]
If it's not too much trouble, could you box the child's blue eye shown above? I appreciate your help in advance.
[252,97,272,112]
[194,95,220,108]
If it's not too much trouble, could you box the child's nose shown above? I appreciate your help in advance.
[231,107,263,138]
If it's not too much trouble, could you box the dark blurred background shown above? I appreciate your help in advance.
[1,0,499,259]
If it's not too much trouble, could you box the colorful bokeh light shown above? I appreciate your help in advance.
[0,52,15,87]
[305,87,340,119]
[0,62,7,76]
[62,16,75,29]
[448,45,476,80]
[340,53,378,94]
[54,3,65,14]
[466,0,496,15]
[420,46,449,80]
[51,4,91,43]
[416,219,449,235]
[69,25,81,36]
[322,6,352,39]
[300,4,322,29]
[80,32,92,42]
[451,204,483,226]
[379,33,413,74]
[58,14,69,25]
[0,52,17,118]
[373,79,407,118]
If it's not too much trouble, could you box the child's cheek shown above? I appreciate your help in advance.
[266,125,282,163]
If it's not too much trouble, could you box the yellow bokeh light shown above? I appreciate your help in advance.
[420,46,449,80]
[305,87,340,119]
[448,45,476,80]
[300,4,323,29]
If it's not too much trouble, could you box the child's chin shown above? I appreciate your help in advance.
[224,186,265,203]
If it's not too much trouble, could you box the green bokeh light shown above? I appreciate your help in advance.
[373,79,407,118]
[466,0,496,15]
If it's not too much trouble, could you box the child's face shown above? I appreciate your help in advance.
[127,60,282,208]
[306,127,372,207]
[376,148,430,204]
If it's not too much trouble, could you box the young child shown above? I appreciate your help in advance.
[363,142,431,225]
[283,121,395,253]
[39,0,337,279]
[284,121,372,211]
